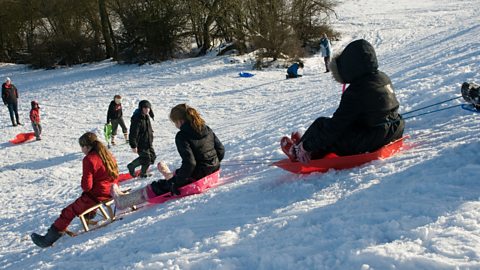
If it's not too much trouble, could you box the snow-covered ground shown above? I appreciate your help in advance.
[1,0,479,269]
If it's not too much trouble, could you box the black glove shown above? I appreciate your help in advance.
[169,181,180,196]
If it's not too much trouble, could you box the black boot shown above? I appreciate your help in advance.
[139,165,150,178]
[31,225,64,248]
[127,158,142,177]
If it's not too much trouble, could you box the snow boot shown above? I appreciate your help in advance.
[31,225,64,248]
[124,133,129,143]
[291,131,302,145]
[139,165,151,178]
[157,161,173,180]
[111,136,116,146]
[111,184,148,210]
[127,158,142,177]
[281,136,297,161]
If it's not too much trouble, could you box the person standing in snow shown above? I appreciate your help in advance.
[1,77,22,126]
[111,103,225,210]
[282,39,404,163]
[320,33,332,73]
[29,101,42,140]
[127,100,156,178]
[106,94,128,145]
[286,62,304,79]
[31,132,118,248]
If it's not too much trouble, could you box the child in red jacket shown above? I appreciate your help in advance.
[29,101,42,140]
[31,132,119,248]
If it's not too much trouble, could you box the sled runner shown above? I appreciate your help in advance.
[273,137,407,174]
[9,132,35,144]
[148,170,220,204]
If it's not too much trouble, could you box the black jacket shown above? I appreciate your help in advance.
[129,109,153,150]
[2,83,18,104]
[301,39,404,155]
[172,122,224,187]
[106,101,123,123]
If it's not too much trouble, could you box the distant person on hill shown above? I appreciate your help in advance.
[111,103,225,210]
[127,100,156,178]
[29,101,42,141]
[281,39,405,163]
[1,77,22,126]
[107,94,128,145]
[286,62,304,79]
[320,33,332,73]
[31,132,119,248]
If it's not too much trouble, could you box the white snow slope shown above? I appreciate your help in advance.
[1,0,480,269]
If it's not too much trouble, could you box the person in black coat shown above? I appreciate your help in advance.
[284,39,405,163]
[111,103,225,210]
[106,94,128,145]
[127,100,156,177]
[1,77,22,126]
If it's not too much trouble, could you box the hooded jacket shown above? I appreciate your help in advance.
[171,122,224,187]
[129,108,154,150]
[301,39,404,155]
[30,101,40,124]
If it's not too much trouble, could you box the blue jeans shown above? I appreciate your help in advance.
[6,103,20,125]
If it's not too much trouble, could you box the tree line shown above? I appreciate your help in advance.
[0,0,337,68]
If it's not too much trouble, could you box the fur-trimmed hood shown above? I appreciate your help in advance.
[329,39,379,84]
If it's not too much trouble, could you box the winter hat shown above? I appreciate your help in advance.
[6,77,11,82]
[114,94,122,100]
[138,100,152,109]
[31,100,39,109]
[138,100,154,120]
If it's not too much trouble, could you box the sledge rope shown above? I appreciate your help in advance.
[401,104,462,120]
[401,96,463,116]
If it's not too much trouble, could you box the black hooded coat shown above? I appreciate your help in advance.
[300,39,404,156]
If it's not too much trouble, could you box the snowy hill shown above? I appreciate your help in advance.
[1,0,480,269]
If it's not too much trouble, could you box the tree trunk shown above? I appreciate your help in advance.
[98,0,114,59]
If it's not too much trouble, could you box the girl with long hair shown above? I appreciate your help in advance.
[31,132,118,248]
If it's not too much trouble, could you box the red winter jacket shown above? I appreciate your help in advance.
[30,108,40,124]
[81,151,117,201]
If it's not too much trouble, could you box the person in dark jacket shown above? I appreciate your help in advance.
[106,94,128,145]
[1,77,22,126]
[127,100,156,178]
[31,132,118,248]
[286,62,304,79]
[111,103,225,210]
[282,39,404,163]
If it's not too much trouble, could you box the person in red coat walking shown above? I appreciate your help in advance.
[29,101,42,140]
[31,132,119,248]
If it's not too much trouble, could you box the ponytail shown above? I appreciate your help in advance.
[170,104,205,133]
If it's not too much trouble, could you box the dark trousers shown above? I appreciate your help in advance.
[129,147,156,175]
[303,117,405,158]
[7,103,20,125]
[324,57,330,72]
[111,118,127,136]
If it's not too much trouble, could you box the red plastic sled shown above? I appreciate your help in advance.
[9,132,35,144]
[272,137,407,174]
[148,170,220,204]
